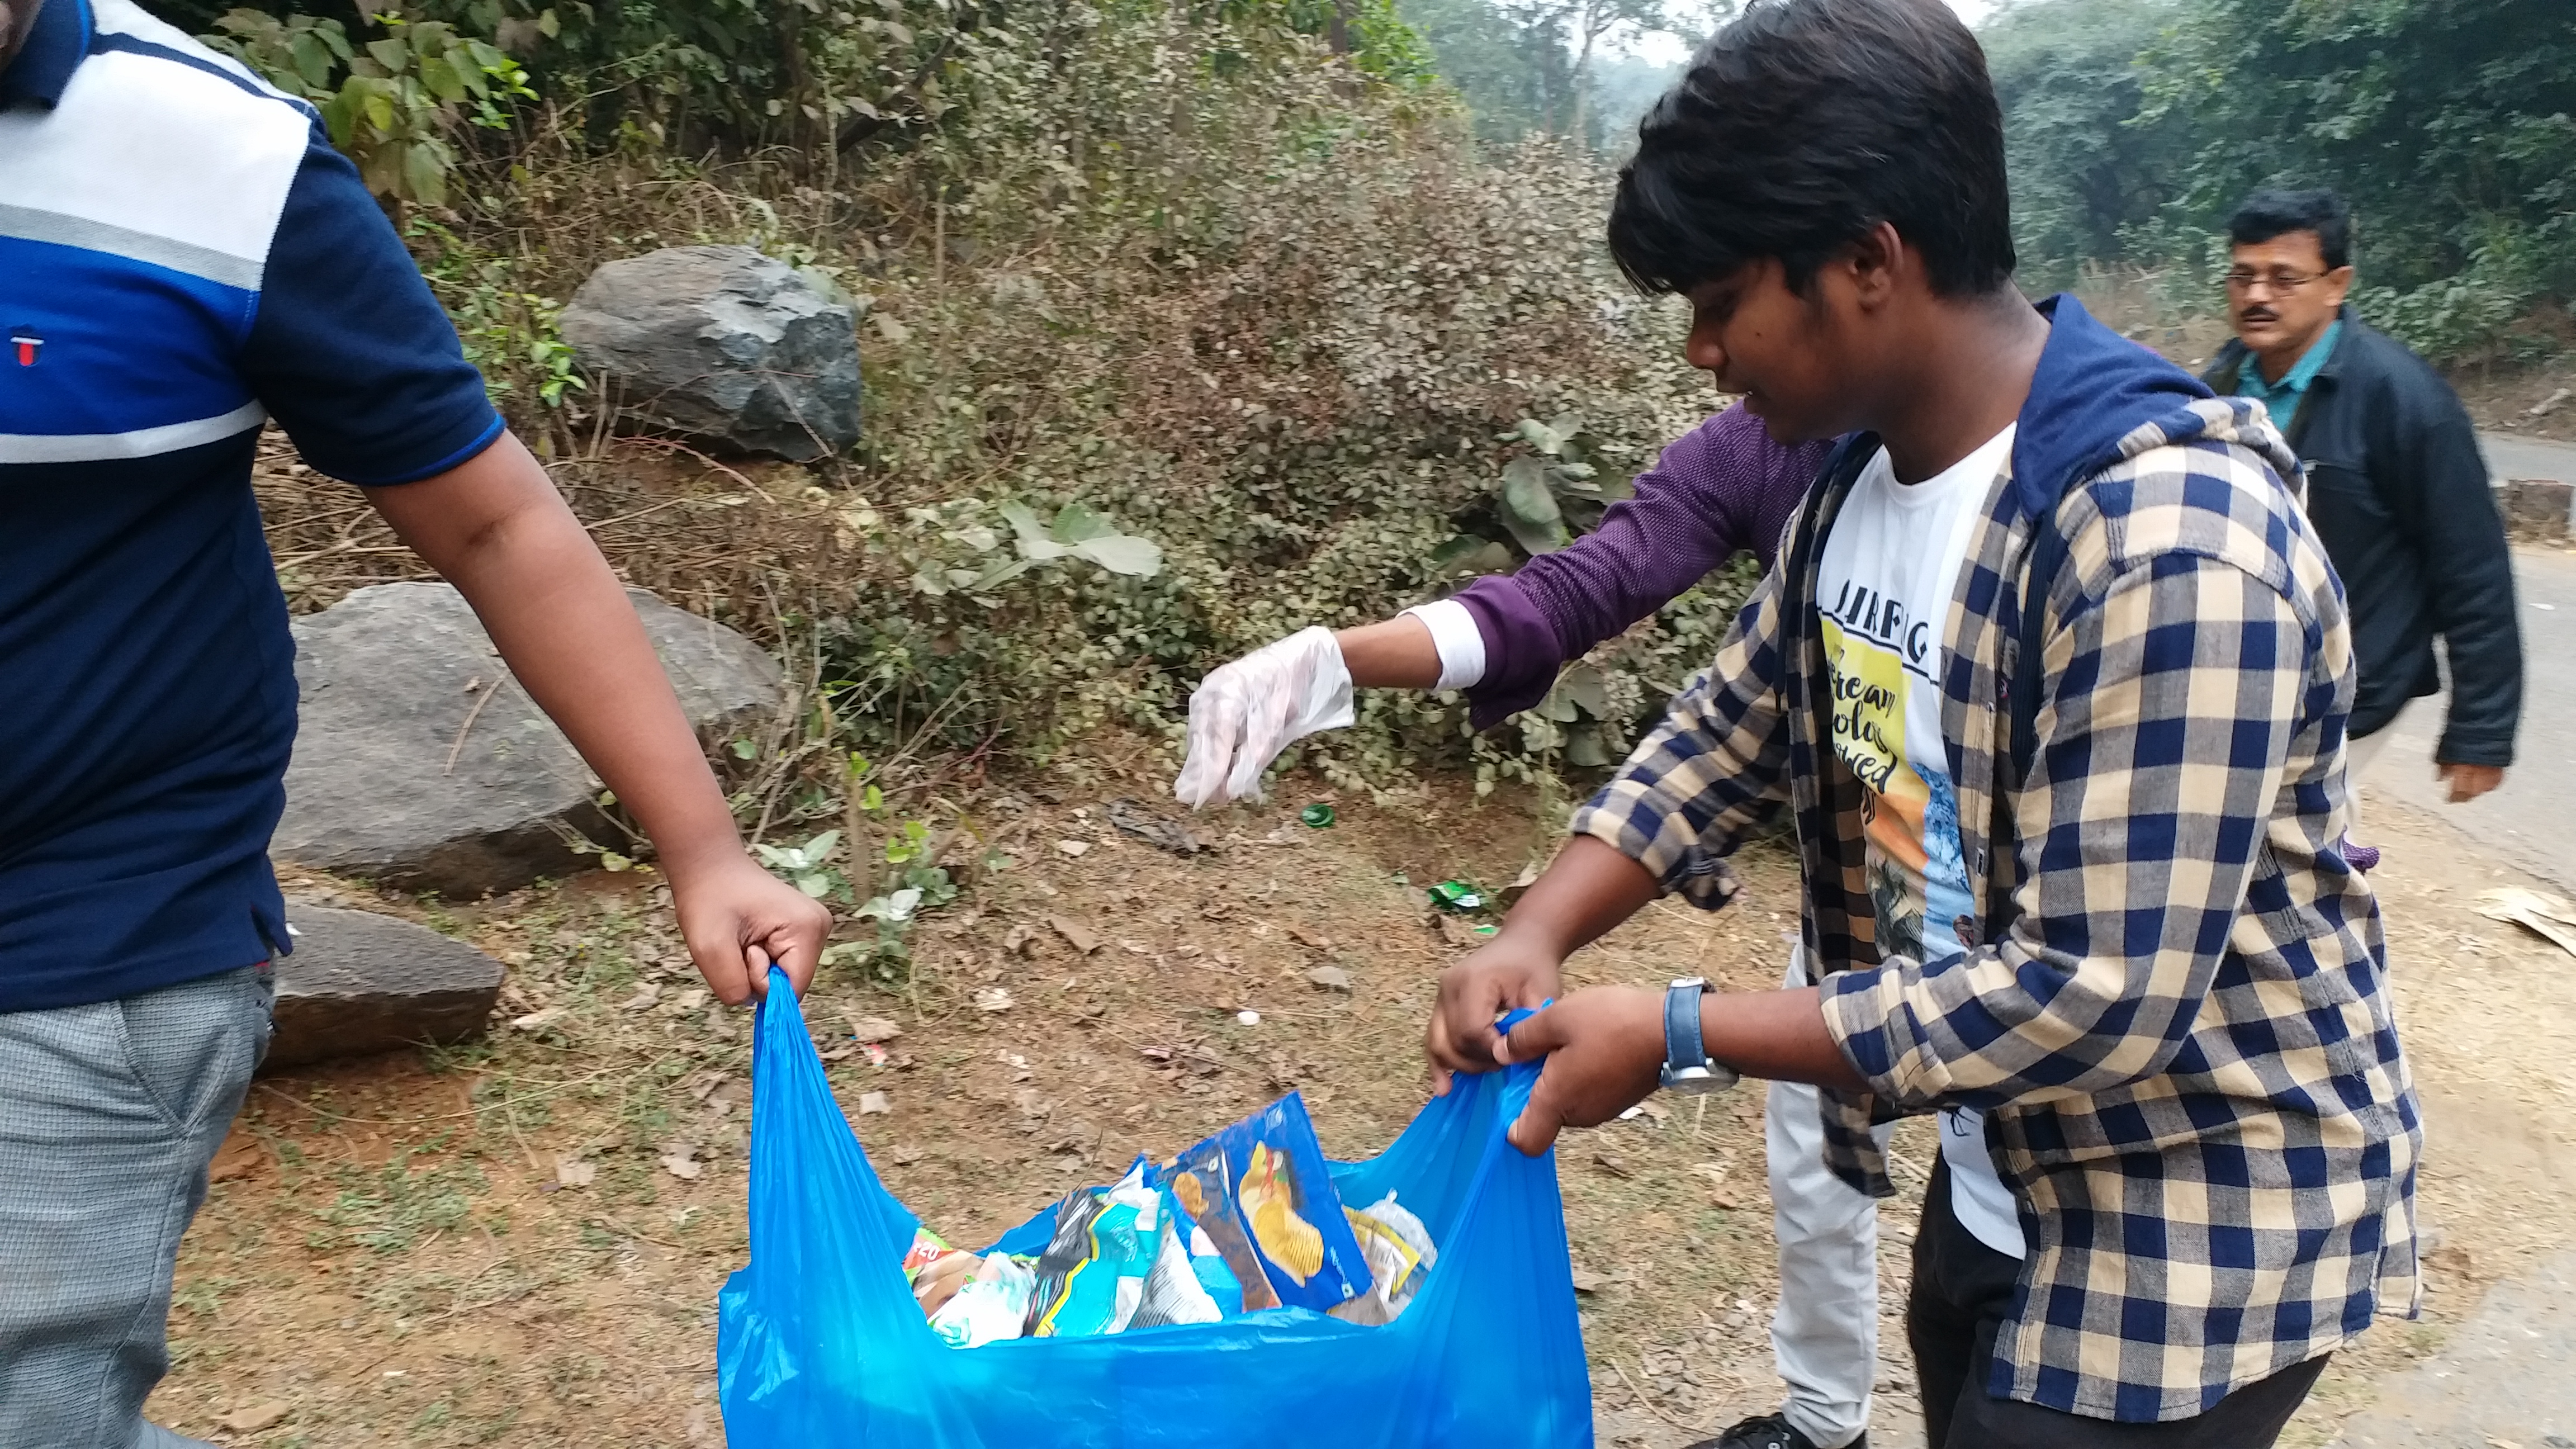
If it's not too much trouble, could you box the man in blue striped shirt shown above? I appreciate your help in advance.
[1,3,829,1442]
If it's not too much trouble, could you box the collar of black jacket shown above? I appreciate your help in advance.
[2205,304,2362,395]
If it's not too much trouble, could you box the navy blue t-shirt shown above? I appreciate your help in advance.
[0,0,503,1009]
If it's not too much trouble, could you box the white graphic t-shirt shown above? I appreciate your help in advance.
[1817,425,2027,1259]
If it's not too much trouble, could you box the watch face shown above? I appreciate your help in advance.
[1659,1066,1731,1096]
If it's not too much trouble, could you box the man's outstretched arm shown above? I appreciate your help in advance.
[367,434,830,1003]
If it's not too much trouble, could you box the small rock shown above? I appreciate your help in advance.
[1570,1267,1608,1294]
[660,1144,703,1180]
[1002,923,1036,955]
[267,905,505,1067]
[1056,839,1092,858]
[510,1007,567,1033]
[218,1400,291,1433]
[858,1091,892,1115]
[847,1015,902,1044]
[974,987,1016,1013]
[617,982,661,1012]
[1304,965,1353,992]
[1286,926,1332,949]
[555,1156,596,1188]
[1049,916,1102,955]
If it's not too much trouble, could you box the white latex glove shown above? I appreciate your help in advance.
[1174,626,1355,807]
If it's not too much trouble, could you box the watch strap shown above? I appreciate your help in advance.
[1663,978,1710,1078]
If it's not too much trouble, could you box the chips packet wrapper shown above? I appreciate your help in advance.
[1162,1091,1370,1312]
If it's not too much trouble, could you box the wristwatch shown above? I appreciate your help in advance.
[1658,977,1739,1094]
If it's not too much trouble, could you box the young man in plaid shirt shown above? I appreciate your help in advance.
[1425,1,2420,1445]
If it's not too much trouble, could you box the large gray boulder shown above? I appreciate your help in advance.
[267,905,504,1068]
[561,244,861,461]
[274,581,783,897]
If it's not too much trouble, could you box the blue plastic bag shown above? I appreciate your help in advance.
[718,973,1594,1447]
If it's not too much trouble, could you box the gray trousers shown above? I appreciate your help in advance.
[0,967,272,1449]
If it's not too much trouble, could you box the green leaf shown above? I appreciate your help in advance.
[801,830,841,861]
[794,872,834,899]
[1069,533,1163,577]
[1560,662,1611,719]
[366,36,409,72]
[1049,501,1115,543]
[1000,500,1072,560]
[1564,724,1612,768]
[1498,456,1570,555]
[729,738,757,760]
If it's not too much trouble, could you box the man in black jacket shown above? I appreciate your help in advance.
[2203,188,2521,841]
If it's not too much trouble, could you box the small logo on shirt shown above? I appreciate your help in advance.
[8,330,37,367]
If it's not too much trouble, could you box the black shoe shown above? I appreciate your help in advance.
[1684,1414,1864,1449]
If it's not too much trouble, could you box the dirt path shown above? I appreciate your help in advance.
[146,770,2576,1448]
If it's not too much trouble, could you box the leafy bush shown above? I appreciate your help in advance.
[228,0,1750,832]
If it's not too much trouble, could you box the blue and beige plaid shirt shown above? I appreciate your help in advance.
[1574,395,2421,1421]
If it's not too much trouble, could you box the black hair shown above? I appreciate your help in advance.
[1606,0,2016,299]
[2226,188,2352,271]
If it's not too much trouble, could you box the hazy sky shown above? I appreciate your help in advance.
[1624,0,1995,63]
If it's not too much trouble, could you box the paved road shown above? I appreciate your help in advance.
[2328,1249,2576,1448]
[2481,430,2576,487]
[2367,544,2576,892]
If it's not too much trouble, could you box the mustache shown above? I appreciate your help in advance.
[2240,307,2281,323]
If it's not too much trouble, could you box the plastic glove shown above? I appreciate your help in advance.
[1174,626,1355,807]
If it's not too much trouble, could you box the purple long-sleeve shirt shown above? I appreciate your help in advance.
[1454,402,1836,728]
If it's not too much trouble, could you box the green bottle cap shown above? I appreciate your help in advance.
[1300,803,1336,828]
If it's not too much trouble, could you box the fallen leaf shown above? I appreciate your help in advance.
[858,1091,892,1115]
[1287,926,1332,949]
[1049,915,1102,955]
[1305,965,1353,992]
[510,1006,567,1032]
[889,1143,923,1166]
[555,1156,596,1188]
[847,1015,902,1044]
[617,982,661,1011]
[974,987,1016,1013]
[1056,839,1091,858]
[1002,923,1035,955]
[1712,1190,1744,1211]
[1436,916,1487,948]
[1635,1098,1671,1124]
[1104,797,1206,856]
[660,1144,703,1180]
[217,1400,290,1433]
[1593,1152,1631,1179]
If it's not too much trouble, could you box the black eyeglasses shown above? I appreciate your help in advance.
[2224,269,2331,296]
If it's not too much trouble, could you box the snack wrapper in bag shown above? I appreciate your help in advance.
[1026,1161,1224,1338]
[929,1253,1036,1348]
[1163,1092,1370,1312]
[1328,1191,1439,1327]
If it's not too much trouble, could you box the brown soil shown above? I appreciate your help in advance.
[146,772,2576,1448]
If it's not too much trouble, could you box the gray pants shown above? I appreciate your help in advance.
[0,967,272,1449]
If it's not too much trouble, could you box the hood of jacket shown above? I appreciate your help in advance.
[2009,295,2293,518]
